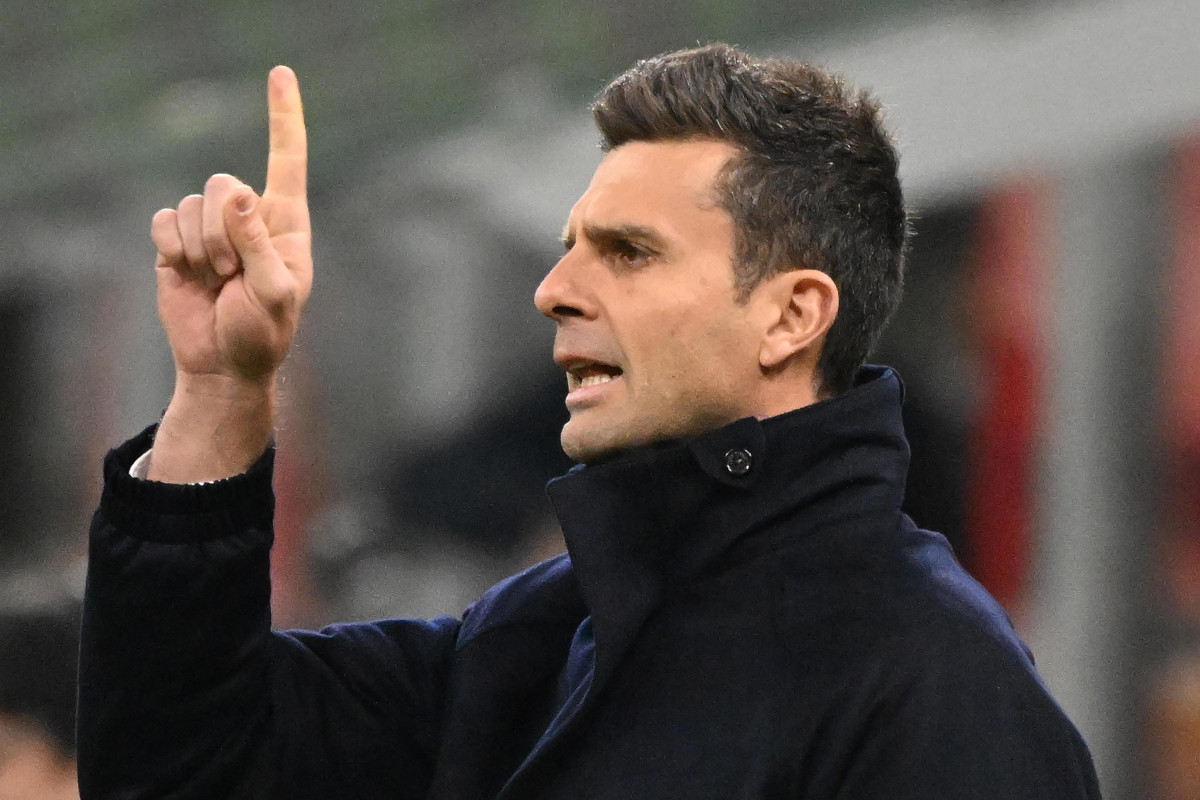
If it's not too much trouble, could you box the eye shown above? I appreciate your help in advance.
[607,239,651,269]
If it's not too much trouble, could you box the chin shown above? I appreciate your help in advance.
[560,419,637,465]
[559,433,618,465]
[560,415,685,465]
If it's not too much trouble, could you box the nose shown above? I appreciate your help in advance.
[534,251,592,321]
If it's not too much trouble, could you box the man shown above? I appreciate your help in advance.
[78,45,1102,798]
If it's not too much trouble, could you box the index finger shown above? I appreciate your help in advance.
[264,65,307,200]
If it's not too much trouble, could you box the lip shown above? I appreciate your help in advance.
[565,372,623,408]
[554,350,621,371]
[556,350,624,393]
[555,351,624,410]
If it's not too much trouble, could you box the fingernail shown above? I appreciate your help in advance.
[235,192,255,215]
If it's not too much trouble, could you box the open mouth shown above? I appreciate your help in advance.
[566,361,624,392]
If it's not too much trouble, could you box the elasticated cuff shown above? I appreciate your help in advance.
[98,424,276,544]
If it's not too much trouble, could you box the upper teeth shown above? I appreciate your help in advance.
[580,374,614,388]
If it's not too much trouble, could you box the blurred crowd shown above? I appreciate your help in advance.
[0,606,79,800]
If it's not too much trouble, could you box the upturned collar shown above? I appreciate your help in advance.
[546,365,911,685]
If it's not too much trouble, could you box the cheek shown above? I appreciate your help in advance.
[614,279,752,399]
[642,319,751,402]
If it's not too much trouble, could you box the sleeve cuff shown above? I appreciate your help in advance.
[99,424,276,544]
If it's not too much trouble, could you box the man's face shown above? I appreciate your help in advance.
[535,139,767,464]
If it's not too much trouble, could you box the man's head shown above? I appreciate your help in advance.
[535,44,908,464]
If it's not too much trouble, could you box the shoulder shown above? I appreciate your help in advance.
[840,546,1102,797]
[769,514,1044,702]
[885,518,1036,676]
[768,518,1100,793]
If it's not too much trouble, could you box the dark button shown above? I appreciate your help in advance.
[723,448,753,476]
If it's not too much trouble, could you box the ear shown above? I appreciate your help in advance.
[756,269,839,370]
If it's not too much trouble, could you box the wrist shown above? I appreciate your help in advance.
[147,372,278,483]
[173,370,277,401]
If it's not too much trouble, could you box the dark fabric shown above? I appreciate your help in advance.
[78,366,1102,799]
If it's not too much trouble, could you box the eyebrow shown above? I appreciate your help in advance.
[560,222,669,251]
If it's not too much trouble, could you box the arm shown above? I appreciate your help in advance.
[80,432,460,798]
[77,68,458,799]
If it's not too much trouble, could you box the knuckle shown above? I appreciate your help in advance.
[205,173,238,193]
[176,195,203,221]
[158,238,184,260]
[151,208,176,232]
[150,213,183,257]
[241,221,272,252]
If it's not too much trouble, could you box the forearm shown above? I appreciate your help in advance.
[80,427,462,799]
[79,427,277,798]
[148,372,277,483]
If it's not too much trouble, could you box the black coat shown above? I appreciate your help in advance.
[78,367,1101,799]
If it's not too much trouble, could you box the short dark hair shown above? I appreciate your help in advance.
[592,44,909,396]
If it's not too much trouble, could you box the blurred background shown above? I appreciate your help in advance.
[1,0,1198,797]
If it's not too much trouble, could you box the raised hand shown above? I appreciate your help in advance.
[151,65,310,384]
[146,67,310,483]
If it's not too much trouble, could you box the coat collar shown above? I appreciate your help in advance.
[494,367,911,798]
[545,365,911,687]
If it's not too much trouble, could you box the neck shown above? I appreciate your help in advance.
[747,364,823,420]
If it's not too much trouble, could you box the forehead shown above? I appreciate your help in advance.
[564,139,738,234]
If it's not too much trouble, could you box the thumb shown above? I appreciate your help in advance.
[224,188,294,315]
